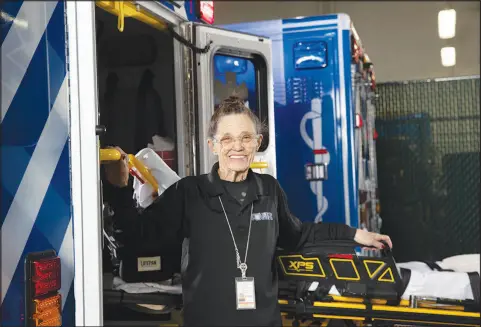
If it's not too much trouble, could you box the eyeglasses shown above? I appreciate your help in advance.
[213,133,260,149]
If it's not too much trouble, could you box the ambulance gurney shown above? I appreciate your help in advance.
[275,240,480,326]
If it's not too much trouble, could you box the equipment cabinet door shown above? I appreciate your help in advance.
[188,24,277,176]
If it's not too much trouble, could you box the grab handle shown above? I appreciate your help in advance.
[127,154,159,191]
[99,148,159,191]
[250,162,268,169]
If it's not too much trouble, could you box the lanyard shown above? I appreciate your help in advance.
[218,196,253,280]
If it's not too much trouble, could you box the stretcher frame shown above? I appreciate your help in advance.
[278,297,480,326]
[276,240,480,327]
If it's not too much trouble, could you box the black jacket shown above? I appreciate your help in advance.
[109,163,357,326]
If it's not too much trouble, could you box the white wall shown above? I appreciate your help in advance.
[215,1,480,82]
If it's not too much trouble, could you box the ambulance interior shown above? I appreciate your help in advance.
[94,7,182,324]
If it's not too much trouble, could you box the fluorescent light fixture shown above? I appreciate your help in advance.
[438,9,456,39]
[441,47,456,67]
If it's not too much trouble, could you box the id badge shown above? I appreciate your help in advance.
[235,277,256,310]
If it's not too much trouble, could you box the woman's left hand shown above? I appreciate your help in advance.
[354,229,393,250]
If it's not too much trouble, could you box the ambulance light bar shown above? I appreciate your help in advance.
[196,1,214,24]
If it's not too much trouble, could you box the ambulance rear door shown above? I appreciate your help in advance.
[185,23,276,177]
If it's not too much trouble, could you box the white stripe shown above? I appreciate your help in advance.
[282,19,338,30]
[1,1,57,123]
[59,219,74,309]
[338,26,351,226]
[283,26,337,35]
[1,78,69,304]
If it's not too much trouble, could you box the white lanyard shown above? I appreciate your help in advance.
[218,196,253,279]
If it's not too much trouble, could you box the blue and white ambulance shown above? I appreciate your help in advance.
[1,1,377,325]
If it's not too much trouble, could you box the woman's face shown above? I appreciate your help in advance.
[208,113,262,174]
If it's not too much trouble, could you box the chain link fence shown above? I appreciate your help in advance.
[375,76,480,262]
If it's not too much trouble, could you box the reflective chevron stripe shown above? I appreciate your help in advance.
[1,1,75,325]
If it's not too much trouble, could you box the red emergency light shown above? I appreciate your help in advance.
[25,250,62,327]
[32,257,61,297]
[195,1,214,25]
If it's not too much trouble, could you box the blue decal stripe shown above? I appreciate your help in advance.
[0,1,23,45]
[1,1,74,325]
[1,1,58,123]
[159,0,175,11]
[62,285,76,326]
[1,76,69,304]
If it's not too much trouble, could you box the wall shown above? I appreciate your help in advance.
[215,1,480,82]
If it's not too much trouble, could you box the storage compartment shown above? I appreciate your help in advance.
[94,7,182,325]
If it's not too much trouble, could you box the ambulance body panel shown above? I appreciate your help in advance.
[223,15,376,228]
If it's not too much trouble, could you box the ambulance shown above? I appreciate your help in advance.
[0,1,378,325]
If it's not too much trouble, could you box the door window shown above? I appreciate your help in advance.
[213,54,269,151]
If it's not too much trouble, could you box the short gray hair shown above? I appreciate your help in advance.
[208,96,266,138]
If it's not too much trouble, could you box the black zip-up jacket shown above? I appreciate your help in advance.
[108,163,357,326]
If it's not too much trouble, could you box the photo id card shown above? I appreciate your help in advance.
[235,277,256,310]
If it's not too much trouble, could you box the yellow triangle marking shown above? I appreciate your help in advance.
[378,267,395,282]
[363,260,385,279]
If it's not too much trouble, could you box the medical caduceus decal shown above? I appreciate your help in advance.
[300,98,330,223]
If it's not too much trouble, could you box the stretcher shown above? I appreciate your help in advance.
[99,148,480,326]
[276,240,480,327]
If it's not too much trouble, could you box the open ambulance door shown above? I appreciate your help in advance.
[186,24,277,177]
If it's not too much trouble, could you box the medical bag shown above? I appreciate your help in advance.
[103,197,180,284]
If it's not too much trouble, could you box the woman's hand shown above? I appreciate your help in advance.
[103,146,130,187]
[354,229,393,250]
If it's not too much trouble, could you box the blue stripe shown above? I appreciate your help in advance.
[1,1,66,222]
[0,1,23,46]
[33,143,71,247]
[283,14,338,25]
[62,285,76,326]
[0,146,35,228]
[1,31,50,146]
[1,1,73,325]
[159,0,175,11]
[2,143,70,326]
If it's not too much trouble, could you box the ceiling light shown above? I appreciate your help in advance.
[438,9,456,39]
[440,47,456,67]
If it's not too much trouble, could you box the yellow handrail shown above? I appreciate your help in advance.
[99,148,121,161]
[96,1,168,32]
[250,162,268,169]
[99,149,159,191]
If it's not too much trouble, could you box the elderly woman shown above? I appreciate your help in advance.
[104,96,392,327]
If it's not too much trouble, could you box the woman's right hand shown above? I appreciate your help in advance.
[103,146,130,187]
